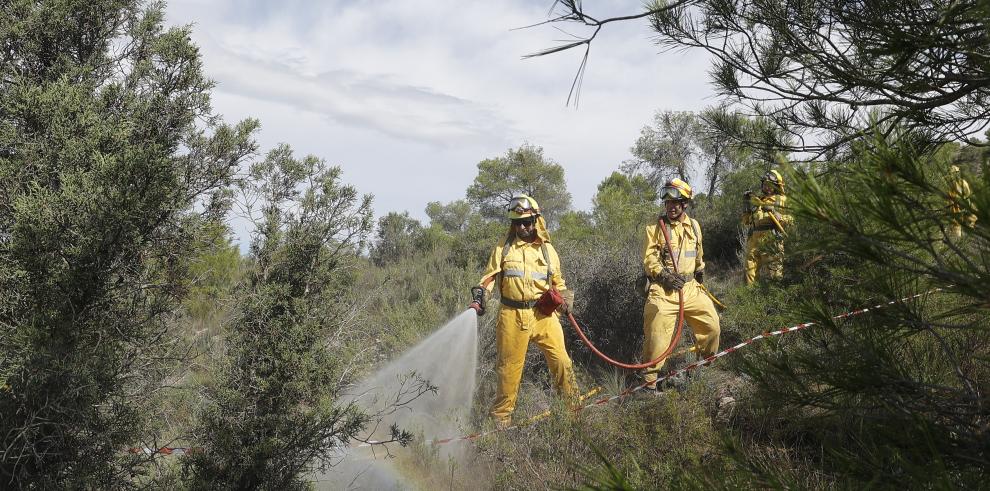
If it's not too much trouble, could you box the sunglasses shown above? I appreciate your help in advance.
[512,218,536,227]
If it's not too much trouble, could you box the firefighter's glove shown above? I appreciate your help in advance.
[658,268,685,291]
[694,270,704,284]
[559,289,575,314]
[743,191,755,212]
[469,286,486,316]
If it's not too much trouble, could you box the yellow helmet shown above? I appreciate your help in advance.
[507,195,541,220]
[660,178,693,201]
[762,169,784,190]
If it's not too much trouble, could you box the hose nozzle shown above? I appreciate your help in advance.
[469,286,486,316]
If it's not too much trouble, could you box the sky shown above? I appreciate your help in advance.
[164,0,715,244]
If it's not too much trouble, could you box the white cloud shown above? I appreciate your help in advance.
[165,0,715,243]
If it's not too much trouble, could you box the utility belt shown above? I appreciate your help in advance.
[500,297,540,309]
[649,273,694,284]
[747,223,777,237]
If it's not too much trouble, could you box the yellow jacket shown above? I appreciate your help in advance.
[643,215,705,278]
[479,237,567,303]
[949,176,973,214]
[744,193,791,231]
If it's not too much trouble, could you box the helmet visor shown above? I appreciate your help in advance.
[660,186,686,201]
[508,196,535,215]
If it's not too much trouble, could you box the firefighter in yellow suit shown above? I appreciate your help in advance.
[468,195,576,426]
[641,179,720,389]
[744,170,792,285]
[948,165,977,238]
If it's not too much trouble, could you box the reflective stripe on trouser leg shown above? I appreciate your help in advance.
[642,283,720,383]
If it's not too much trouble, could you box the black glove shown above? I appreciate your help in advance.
[469,286,486,316]
[694,270,704,284]
[658,268,685,291]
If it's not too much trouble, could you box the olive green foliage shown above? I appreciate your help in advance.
[372,199,503,272]
[466,143,573,227]
[353,237,482,362]
[591,172,659,243]
[725,131,990,487]
[183,146,375,489]
[624,109,762,198]
[425,199,472,234]
[531,1,990,487]
[472,382,725,490]
[185,224,244,320]
[554,210,596,244]
[625,110,698,185]
[0,0,257,486]
[556,235,645,368]
[370,211,423,267]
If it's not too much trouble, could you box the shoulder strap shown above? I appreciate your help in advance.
[499,236,513,281]
[657,215,680,271]
[501,235,513,261]
[540,243,554,279]
[495,235,513,291]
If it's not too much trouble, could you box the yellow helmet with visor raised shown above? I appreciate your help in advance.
[507,195,541,220]
[660,178,693,201]
[762,169,784,191]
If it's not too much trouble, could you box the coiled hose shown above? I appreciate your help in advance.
[566,217,685,370]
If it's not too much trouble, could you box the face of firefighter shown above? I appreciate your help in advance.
[761,180,775,195]
[664,199,686,221]
[512,217,537,242]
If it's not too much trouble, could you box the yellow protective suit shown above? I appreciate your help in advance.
[743,193,791,285]
[948,173,977,238]
[641,214,720,386]
[478,217,576,425]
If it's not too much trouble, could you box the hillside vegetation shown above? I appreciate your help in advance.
[1,0,987,489]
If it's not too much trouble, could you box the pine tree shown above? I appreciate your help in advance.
[0,0,257,486]
[182,145,388,488]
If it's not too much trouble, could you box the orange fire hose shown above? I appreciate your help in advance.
[566,216,685,370]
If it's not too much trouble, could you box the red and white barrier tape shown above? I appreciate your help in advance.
[401,288,940,447]
[128,447,201,455]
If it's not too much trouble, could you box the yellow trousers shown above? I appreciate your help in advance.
[745,230,783,285]
[491,306,576,424]
[642,281,720,384]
